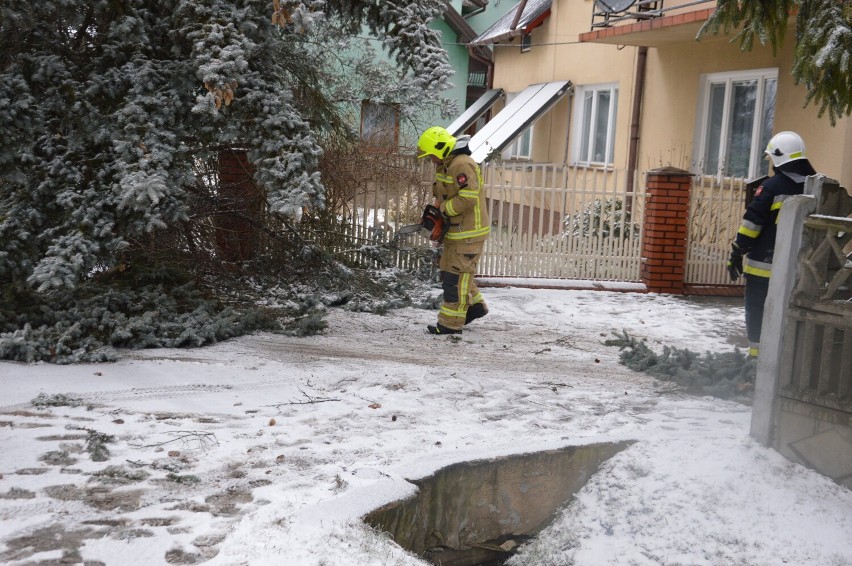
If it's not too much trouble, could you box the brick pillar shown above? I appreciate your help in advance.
[216,149,263,263]
[640,167,692,294]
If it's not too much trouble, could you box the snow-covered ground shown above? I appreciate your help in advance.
[1,287,851,566]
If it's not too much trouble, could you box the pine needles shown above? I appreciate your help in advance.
[605,330,756,399]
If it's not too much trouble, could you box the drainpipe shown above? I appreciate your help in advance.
[625,46,647,211]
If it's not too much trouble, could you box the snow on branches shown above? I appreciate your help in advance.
[0,0,453,292]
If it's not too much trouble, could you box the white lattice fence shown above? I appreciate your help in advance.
[686,175,749,286]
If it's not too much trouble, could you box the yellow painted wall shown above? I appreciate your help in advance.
[490,0,639,168]
[640,29,851,189]
[485,0,851,190]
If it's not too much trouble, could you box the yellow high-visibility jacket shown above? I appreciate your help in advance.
[432,153,490,244]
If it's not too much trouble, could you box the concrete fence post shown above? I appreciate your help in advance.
[640,167,693,294]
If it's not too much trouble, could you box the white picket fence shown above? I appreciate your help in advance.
[479,163,643,281]
[330,157,747,287]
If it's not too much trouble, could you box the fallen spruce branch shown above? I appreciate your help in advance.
[604,329,756,400]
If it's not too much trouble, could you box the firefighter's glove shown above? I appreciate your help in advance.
[421,204,448,242]
[727,243,744,281]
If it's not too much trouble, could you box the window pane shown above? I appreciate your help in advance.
[725,79,757,177]
[703,83,725,175]
[698,71,779,178]
[758,78,777,177]
[608,89,618,164]
[361,102,396,147]
[503,126,532,159]
[581,91,593,162]
[592,90,611,163]
[519,127,532,157]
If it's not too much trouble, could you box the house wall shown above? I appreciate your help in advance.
[489,0,639,168]
[416,1,515,146]
[639,24,852,190]
[357,1,510,149]
[483,0,852,191]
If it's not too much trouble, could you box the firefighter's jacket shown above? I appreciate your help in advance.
[734,167,808,278]
[432,152,490,244]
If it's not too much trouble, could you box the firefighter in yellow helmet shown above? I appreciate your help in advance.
[417,126,490,335]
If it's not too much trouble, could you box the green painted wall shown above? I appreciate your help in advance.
[355,1,511,150]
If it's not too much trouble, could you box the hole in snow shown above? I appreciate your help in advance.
[364,440,633,566]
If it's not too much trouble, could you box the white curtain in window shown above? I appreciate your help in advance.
[697,69,777,178]
[575,84,618,166]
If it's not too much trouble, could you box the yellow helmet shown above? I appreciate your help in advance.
[417,126,456,160]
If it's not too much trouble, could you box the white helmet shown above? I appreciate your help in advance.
[764,131,807,168]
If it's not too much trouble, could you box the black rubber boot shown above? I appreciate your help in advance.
[427,323,462,335]
[464,303,488,325]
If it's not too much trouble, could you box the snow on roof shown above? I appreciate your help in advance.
[470,0,553,45]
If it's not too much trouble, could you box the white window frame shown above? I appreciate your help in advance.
[693,68,777,179]
[571,83,618,166]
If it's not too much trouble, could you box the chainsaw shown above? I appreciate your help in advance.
[395,205,447,242]
[395,223,423,236]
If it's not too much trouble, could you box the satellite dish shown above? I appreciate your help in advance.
[595,0,636,13]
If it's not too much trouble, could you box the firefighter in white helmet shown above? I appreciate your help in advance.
[727,131,816,357]
[417,126,490,335]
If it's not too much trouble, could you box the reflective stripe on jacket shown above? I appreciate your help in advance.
[433,153,490,243]
[735,170,805,278]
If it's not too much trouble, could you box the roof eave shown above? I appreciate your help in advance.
[470,8,551,46]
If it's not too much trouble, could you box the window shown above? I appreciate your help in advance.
[504,126,532,159]
[695,69,777,179]
[360,101,398,148]
[573,84,618,166]
[521,33,532,53]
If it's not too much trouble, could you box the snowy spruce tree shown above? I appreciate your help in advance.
[0,1,453,362]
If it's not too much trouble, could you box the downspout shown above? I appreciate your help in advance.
[625,46,647,211]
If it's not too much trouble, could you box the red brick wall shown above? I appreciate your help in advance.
[640,167,692,294]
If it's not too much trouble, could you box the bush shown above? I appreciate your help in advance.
[0,270,279,363]
[564,198,639,239]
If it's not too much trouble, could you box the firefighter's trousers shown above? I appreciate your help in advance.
[437,241,486,331]
[744,273,770,357]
